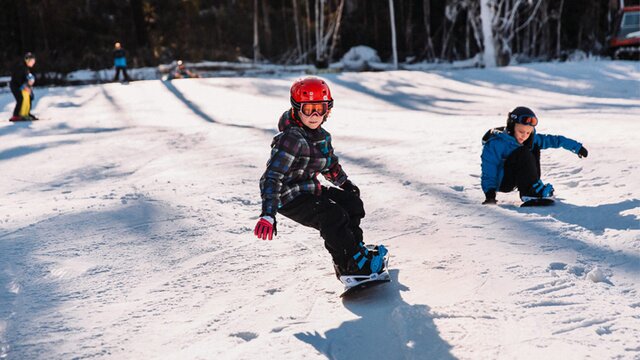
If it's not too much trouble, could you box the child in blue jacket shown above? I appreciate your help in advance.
[481,106,588,204]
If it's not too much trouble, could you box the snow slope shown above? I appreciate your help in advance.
[1,60,639,359]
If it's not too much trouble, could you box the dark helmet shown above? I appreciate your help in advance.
[24,52,35,61]
[506,106,538,135]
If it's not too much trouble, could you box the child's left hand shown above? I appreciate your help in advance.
[578,146,588,158]
[340,180,360,197]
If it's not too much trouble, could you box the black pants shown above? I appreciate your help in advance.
[500,145,541,195]
[114,66,130,81]
[10,86,22,117]
[278,186,365,266]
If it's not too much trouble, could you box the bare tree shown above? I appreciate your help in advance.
[480,0,496,66]
[555,0,565,57]
[329,0,346,61]
[441,0,462,60]
[254,0,260,63]
[292,0,303,60]
[389,0,398,68]
[315,0,323,61]
[261,0,273,57]
[422,0,436,61]
[310,0,346,65]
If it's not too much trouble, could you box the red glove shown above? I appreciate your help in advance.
[254,216,276,240]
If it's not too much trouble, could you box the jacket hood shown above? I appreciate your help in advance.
[278,109,303,132]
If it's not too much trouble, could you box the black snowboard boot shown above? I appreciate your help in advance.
[336,244,387,277]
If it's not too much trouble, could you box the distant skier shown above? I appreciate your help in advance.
[169,60,200,79]
[481,106,589,205]
[113,42,131,82]
[254,77,388,279]
[9,52,38,121]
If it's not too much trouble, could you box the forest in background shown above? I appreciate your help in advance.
[0,0,636,75]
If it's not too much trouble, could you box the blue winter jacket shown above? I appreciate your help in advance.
[481,129,582,193]
[113,48,127,67]
[114,57,127,67]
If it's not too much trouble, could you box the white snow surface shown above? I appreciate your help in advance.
[1,60,639,359]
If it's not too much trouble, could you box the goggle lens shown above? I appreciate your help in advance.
[301,102,329,116]
[517,115,538,126]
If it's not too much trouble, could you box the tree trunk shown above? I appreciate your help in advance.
[261,0,272,58]
[480,0,497,67]
[403,1,413,58]
[556,0,564,57]
[465,10,470,59]
[315,0,320,60]
[319,0,325,60]
[389,0,398,69]
[292,0,303,60]
[305,0,312,60]
[329,0,345,62]
[254,0,260,63]
[422,0,435,61]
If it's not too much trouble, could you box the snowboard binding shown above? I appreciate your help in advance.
[334,244,391,297]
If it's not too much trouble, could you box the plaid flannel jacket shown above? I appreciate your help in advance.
[260,110,348,216]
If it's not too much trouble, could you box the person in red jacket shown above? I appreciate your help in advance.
[254,77,387,278]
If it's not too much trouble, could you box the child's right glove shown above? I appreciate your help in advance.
[578,146,588,158]
[483,190,497,205]
[254,215,277,240]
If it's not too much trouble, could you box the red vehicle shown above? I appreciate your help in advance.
[609,6,640,60]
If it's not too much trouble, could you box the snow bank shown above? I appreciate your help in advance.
[340,46,383,71]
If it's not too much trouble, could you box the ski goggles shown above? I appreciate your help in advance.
[300,102,329,116]
[513,114,538,127]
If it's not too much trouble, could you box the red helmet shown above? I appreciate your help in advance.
[290,77,334,111]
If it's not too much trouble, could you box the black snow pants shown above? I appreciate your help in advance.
[500,145,541,196]
[278,186,365,267]
[114,66,130,81]
[10,86,23,117]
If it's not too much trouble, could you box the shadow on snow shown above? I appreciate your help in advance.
[295,269,456,360]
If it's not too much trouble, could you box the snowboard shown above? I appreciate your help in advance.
[335,244,391,298]
[9,116,40,122]
[521,198,555,207]
[339,272,390,297]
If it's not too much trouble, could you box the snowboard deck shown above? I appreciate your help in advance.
[340,273,390,297]
[521,198,555,207]
[9,117,40,122]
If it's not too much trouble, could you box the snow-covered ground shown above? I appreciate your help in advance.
[1,60,639,359]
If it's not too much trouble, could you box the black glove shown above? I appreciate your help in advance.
[578,146,588,158]
[483,190,497,205]
[340,180,360,197]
